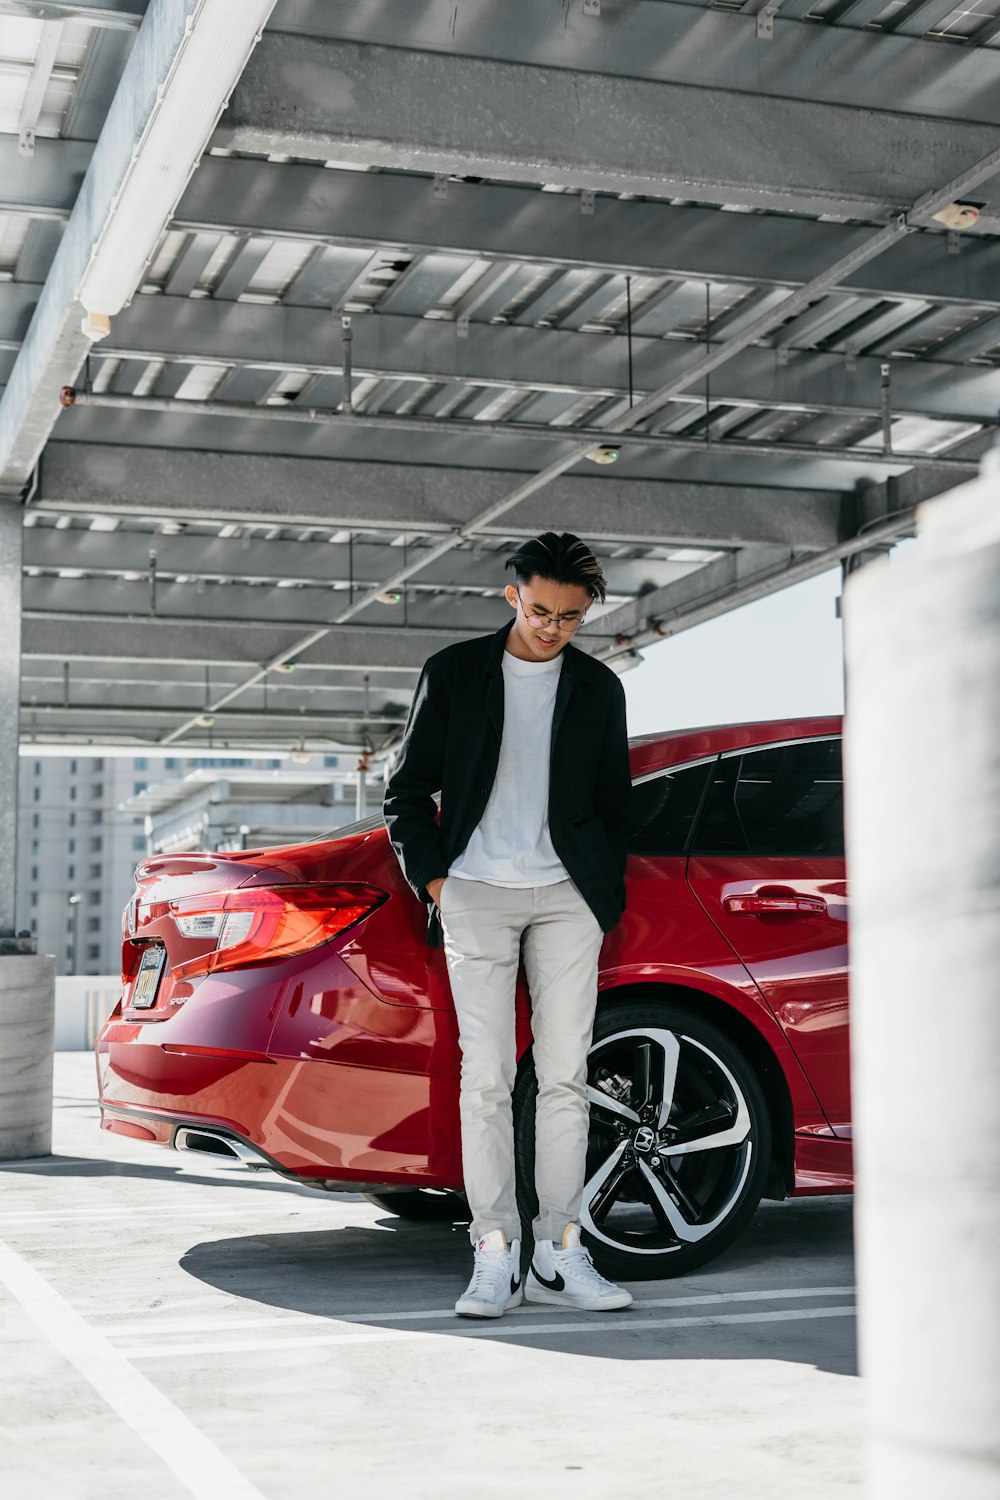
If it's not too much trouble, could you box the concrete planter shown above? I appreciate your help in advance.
[0,954,56,1160]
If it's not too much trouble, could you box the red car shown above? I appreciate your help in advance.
[96,716,850,1278]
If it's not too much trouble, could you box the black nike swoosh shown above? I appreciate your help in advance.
[531,1265,565,1292]
[510,1274,521,1295]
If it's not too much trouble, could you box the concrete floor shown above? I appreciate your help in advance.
[0,1054,861,1500]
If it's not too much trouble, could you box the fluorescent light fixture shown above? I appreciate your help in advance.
[76,1,277,318]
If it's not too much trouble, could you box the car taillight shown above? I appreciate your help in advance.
[168,884,386,979]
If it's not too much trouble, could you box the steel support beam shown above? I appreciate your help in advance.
[9,144,997,308]
[0,502,23,936]
[20,574,530,630]
[0,286,46,347]
[0,0,276,488]
[20,703,406,728]
[218,36,1000,220]
[21,528,703,594]
[62,393,985,479]
[593,520,912,652]
[34,443,846,550]
[84,298,1000,427]
[16,19,64,159]
[592,433,997,651]
[267,0,1000,129]
[144,140,1000,742]
[0,1,144,25]
[21,614,464,669]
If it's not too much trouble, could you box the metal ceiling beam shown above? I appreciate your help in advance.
[63,392,985,478]
[15,18,64,159]
[22,572,693,636]
[594,433,998,653]
[21,666,407,705]
[595,524,909,654]
[0,1,145,25]
[0,0,276,490]
[9,145,999,308]
[280,148,1000,648]
[0,135,92,220]
[266,0,1000,128]
[21,702,407,727]
[0,286,46,346]
[597,544,814,654]
[89,138,1000,743]
[22,528,702,594]
[77,297,1000,425]
[217,35,1000,220]
[35,444,847,550]
[22,614,461,669]
[22,665,407,700]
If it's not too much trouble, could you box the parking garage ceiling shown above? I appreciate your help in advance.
[2,0,999,751]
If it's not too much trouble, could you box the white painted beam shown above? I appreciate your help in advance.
[16,20,64,159]
[0,0,276,489]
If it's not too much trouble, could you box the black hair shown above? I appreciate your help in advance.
[504,531,607,604]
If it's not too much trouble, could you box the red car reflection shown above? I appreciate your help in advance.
[96,716,850,1278]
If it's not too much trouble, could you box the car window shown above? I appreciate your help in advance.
[629,761,715,855]
[692,739,844,857]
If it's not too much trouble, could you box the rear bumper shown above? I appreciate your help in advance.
[96,947,463,1188]
[98,1100,422,1193]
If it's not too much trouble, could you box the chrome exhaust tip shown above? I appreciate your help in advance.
[173,1126,269,1169]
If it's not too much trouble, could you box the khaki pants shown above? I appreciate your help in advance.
[439,876,604,1244]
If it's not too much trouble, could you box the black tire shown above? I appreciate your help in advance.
[513,997,772,1279]
[363,1188,471,1223]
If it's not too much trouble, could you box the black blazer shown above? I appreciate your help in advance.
[384,619,632,940]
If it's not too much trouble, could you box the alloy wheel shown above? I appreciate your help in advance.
[582,1025,756,1257]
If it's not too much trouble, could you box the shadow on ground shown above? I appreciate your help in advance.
[0,1152,345,1197]
[177,1196,857,1376]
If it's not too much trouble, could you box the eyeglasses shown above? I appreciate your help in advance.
[516,588,588,633]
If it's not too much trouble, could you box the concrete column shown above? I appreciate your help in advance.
[843,447,1000,1498]
[0,499,22,939]
[0,498,55,1159]
[0,955,56,1159]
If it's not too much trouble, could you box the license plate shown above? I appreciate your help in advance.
[131,946,166,1009]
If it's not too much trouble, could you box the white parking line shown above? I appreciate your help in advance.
[0,1200,335,1225]
[106,1285,856,1340]
[0,1238,267,1500]
[129,1304,857,1358]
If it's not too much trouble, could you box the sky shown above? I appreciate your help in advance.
[620,566,846,738]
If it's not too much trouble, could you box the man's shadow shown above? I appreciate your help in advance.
[179,1196,857,1376]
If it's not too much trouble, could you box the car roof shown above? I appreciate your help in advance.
[628,715,842,779]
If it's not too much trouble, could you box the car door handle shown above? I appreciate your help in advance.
[722,893,828,915]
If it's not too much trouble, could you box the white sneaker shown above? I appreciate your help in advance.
[526,1224,633,1311]
[455,1230,523,1319]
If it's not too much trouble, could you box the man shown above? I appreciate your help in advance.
[384,532,633,1318]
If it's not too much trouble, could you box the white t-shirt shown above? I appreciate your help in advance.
[449,649,569,888]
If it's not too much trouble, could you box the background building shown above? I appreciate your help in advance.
[14,751,376,975]
[127,755,381,855]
